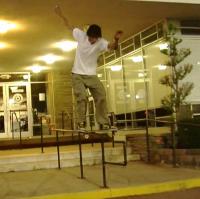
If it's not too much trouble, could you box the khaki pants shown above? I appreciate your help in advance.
[72,73,109,125]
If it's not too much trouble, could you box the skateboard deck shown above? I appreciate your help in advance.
[78,127,117,139]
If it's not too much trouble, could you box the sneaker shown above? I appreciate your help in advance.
[99,123,110,131]
[78,122,86,131]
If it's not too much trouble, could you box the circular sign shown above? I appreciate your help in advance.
[13,94,23,104]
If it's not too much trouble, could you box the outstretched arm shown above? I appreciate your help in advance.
[108,31,123,50]
[54,5,74,31]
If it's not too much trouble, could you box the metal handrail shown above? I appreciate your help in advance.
[53,128,126,188]
[10,110,22,146]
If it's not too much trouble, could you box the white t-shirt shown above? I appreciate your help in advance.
[72,28,109,75]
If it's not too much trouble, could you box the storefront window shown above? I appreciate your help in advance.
[143,41,171,109]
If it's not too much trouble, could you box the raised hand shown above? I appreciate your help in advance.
[54,5,64,18]
[114,30,123,40]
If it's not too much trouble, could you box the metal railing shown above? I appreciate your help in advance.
[10,110,22,146]
[52,128,126,188]
[98,20,165,66]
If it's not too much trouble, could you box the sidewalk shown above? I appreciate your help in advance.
[1,162,200,199]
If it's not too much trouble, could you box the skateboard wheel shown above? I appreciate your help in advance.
[84,134,89,139]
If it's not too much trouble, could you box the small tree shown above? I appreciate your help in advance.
[160,23,194,122]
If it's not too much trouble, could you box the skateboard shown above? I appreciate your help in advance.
[78,127,117,139]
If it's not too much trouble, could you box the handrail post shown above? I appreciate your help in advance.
[11,111,14,139]
[101,135,108,188]
[123,141,127,166]
[56,130,61,169]
[40,116,44,153]
[145,118,151,163]
[78,131,84,179]
[19,117,22,147]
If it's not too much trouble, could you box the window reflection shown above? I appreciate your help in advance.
[97,40,172,129]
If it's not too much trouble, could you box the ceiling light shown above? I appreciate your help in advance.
[52,40,77,52]
[159,43,168,50]
[138,72,145,78]
[26,64,49,73]
[32,65,42,73]
[132,56,143,63]
[135,95,140,99]
[158,64,167,70]
[37,54,64,64]
[0,20,18,34]
[197,61,200,65]
[27,65,44,73]
[111,65,122,71]
[97,73,103,78]
[0,42,9,49]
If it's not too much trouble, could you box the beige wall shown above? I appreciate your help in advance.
[50,70,73,128]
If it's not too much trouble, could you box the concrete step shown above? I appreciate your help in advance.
[0,144,140,172]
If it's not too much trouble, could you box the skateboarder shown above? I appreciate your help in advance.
[55,5,123,131]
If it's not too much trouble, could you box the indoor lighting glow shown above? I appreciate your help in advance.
[97,73,103,78]
[159,43,168,50]
[37,54,64,64]
[158,64,167,70]
[138,72,145,78]
[52,40,77,52]
[0,42,11,50]
[135,95,140,99]
[111,65,122,71]
[132,56,143,63]
[9,99,15,105]
[26,64,49,73]
[0,42,9,49]
[30,65,43,73]
[0,20,18,34]
[23,75,29,80]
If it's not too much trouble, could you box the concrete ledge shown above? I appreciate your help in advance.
[23,177,200,199]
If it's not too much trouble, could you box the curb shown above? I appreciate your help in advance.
[22,177,200,199]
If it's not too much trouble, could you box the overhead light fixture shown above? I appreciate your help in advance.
[132,56,143,63]
[97,73,103,78]
[138,72,145,78]
[158,64,167,70]
[0,20,19,34]
[27,64,45,73]
[0,42,10,49]
[197,61,200,65]
[31,65,42,73]
[52,40,77,52]
[37,53,64,64]
[111,65,122,71]
[126,94,131,98]
[135,94,140,99]
[159,43,168,50]
[26,64,49,73]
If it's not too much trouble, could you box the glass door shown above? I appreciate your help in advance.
[0,86,7,137]
[6,83,32,138]
[0,82,32,138]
